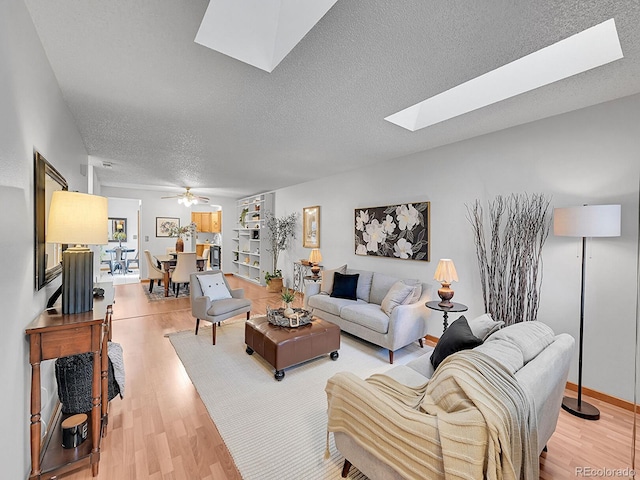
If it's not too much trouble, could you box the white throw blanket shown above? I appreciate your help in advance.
[326,349,538,480]
[108,341,125,398]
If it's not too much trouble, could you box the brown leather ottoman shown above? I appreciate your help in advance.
[245,316,340,381]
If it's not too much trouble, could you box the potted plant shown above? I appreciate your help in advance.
[113,230,126,247]
[264,270,283,293]
[281,288,296,317]
[264,212,298,292]
[169,222,196,252]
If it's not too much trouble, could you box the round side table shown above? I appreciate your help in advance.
[425,301,468,333]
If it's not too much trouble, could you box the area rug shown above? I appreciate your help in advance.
[168,320,431,479]
[142,283,190,300]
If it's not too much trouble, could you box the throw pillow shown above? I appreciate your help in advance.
[321,264,347,295]
[467,313,504,340]
[401,279,422,304]
[330,272,360,300]
[380,281,416,315]
[430,316,483,370]
[197,273,231,301]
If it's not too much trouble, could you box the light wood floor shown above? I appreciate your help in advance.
[61,277,638,479]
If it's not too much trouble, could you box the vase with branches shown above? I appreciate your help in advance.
[264,211,298,285]
[466,193,551,326]
[169,222,196,252]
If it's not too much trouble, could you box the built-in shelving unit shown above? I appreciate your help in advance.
[232,192,274,285]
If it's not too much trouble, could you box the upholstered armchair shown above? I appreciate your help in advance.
[171,252,197,297]
[190,270,252,344]
[144,250,165,293]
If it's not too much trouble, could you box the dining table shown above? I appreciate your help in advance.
[154,253,206,297]
[105,247,136,274]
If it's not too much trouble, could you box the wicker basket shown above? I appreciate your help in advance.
[55,353,120,414]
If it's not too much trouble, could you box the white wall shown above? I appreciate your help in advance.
[0,0,89,476]
[100,186,236,278]
[274,94,640,402]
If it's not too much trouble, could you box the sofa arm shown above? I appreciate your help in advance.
[230,288,245,299]
[326,371,440,478]
[303,282,321,309]
[192,295,211,318]
[386,285,431,351]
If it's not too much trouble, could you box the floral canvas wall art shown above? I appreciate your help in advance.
[354,202,430,261]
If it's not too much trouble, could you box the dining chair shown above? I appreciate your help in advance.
[126,251,139,272]
[171,252,197,297]
[201,247,210,271]
[190,270,252,344]
[144,250,165,293]
[100,250,114,275]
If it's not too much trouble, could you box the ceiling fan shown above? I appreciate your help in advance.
[161,187,209,207]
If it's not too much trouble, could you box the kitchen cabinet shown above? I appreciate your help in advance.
[191,211,221,233]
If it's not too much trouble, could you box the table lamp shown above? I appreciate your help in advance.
[554,204,621,420]
[308,248,322,277]
[434,258,458,307]
[47,191,109,314]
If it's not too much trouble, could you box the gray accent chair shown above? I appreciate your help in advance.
[190,270,252,344]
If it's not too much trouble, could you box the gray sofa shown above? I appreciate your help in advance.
[327,320,575,479]
[304,267,431,363]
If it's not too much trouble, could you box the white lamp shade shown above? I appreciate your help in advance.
[47,191,109,245]
[308,248,322,264]
[553,204,621,238]
[434,258,458,283]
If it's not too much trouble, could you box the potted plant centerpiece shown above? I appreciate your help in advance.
[281,288,296,317]
[169,222,196,252]
[113,230,126,247]
[264,211,298,293]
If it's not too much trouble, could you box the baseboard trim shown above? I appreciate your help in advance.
[565,381,639,413]
[425,335,439,346]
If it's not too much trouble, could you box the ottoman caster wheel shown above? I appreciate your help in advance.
[246,346,254,355]
[275,370,285,381]
[330,351,339,361]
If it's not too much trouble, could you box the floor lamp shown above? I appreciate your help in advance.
[554,204,621,420]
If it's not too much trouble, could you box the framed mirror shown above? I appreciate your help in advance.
[108,218,127,242]
[303,205,320,248]
[35,151,68,290]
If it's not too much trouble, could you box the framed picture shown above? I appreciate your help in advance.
[354,202,430,261]
[156,217,179,237]
[303,205,320,248]
[108,218,127,242]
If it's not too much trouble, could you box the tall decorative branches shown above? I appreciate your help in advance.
[467,193,551,326]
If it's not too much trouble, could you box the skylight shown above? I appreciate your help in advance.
[195,0,339,73]
[385,18,624,131]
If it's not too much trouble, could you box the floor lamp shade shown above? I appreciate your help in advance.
[553,204,621,237]
[47,191,109,314]
[553,204,621,420]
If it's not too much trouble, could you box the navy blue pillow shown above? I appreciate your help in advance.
[430,315,483,369]
[330,272,359,300]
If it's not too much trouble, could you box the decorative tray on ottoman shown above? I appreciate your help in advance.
[266,307,313,327]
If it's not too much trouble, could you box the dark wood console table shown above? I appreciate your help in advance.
[26,283,114,480]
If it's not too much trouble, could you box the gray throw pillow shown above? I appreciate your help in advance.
[320,264,347,295]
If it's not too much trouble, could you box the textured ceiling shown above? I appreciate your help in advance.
[23,0,640,198]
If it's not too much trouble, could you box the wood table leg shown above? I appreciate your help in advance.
[163,270,170,297]
[29,358,41,478]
